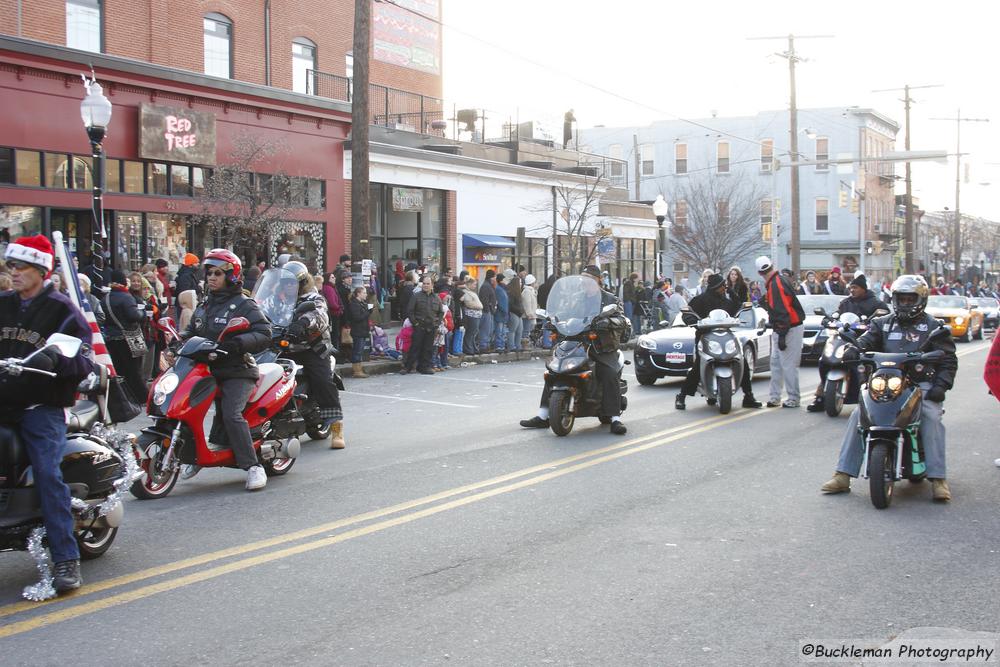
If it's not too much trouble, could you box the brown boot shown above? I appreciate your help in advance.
[931,478,951,502]
[329,422,346,449]
[352,362,368,378]
[820,472,851,494]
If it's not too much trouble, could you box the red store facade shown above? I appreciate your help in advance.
[0,35,351,275]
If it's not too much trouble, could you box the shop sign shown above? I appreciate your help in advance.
[392,187,424,211]
[474,251,499,262]
[139,104,217,165]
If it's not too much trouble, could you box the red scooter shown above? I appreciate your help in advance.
[129,317,301,499]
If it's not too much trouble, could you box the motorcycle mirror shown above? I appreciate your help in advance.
[813,307,826,316]
[659,320,670,328]
[535,308,548,318]
[44,333,82,358]
[219,317,251,341]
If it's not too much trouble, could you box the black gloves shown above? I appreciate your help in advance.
[925,385,947,403]
[286,319,307,341]
[25,347,61,372]
[217,339,242,357]
[841,345,860,362]
[777,331,787,351]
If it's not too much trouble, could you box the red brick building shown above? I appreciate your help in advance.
[0,0,444,273]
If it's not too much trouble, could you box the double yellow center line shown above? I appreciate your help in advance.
[0,409,769,638]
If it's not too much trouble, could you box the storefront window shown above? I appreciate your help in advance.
[272,222,323,273]
[0,148,13,184]
[15,150,41,187]
[421,239,441,275]
[171,165,191,196]
[192,167,207,197]
[72,156,93,190]
[105,158,121,192]
[307,179,324,208]
[423,189,442,239]
[114,212,143,271]
[149,163,169,195]
[0,206,43,251]
[146,213,189,270]
[45,153,70,189]
[123,161,143,193]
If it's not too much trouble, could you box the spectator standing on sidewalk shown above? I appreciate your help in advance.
[478,270,498,352]
[402,276,444,375]
[346,286,371,378]
[505,268,524,352]
[322,271,344,344]
[175,253,202,310]
[522,274,538,345]
[494,273,510,352]
[460,278,483,355]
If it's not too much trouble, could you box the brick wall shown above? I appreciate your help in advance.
[0,0,442,99]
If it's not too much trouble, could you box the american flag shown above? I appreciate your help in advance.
[52,231,116,375]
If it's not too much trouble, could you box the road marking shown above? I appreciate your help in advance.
[0,409,768,638]
[341,391,478,409]
[429,376,544,388]
[957,342,991,358]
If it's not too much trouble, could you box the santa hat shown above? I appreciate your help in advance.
[5,235,55,275]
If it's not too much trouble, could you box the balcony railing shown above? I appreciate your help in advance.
[307,69,444,134]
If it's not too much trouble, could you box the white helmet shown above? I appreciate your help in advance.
[755,256,773,273]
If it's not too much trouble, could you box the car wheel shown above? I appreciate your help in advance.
[963,326,973,343]
[975,322,984,340]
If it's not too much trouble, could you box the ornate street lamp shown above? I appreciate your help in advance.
[81,74,112,287]
[651,195,670,282]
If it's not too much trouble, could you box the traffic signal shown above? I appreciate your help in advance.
[839,190,848,208]
[865,241,874,255]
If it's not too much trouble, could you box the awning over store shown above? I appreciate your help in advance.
[463,233,516,248]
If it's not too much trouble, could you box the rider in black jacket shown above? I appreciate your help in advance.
[175,249,272,491]
[821,275,958,501]
[675,274,762,410]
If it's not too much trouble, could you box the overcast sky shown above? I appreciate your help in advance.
[442,0,998,219]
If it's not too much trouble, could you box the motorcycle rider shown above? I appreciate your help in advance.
[806,273,886,413]
[0,235,95,592]
[279,261,346,449]
[520,265,631,435]
[674,273,762,410]
[175,249,273,490]
[821,275,958,501]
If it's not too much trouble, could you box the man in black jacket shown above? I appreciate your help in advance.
[175,249,272,490]
[1,235,95,592]
[821,275,958,501]
[675,274,762,410]
[174,253,202,311]
[402,275,444,375]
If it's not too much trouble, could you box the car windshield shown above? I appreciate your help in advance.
[928,295,968,310]
[545,275,604,336]
[252,267,300,327]
[797,295,847,315]
[974,298,998,308]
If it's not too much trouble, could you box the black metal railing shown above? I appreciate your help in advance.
[307,70,444,134]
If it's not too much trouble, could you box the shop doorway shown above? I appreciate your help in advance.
[49,208,99,274]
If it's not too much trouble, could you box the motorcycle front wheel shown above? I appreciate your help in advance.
[549,392,575,436]
[824,379,845,417]
[130,433,180,500]
[868,440,895,509]
[718,377,732,414]
[77,525,118,560]
[306,423,331,442]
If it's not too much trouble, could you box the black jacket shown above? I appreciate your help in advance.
[406,289,444,331]
[689,289,739,319]
[478,281,498,314]
[103,287,146,340]
[507,276,524,316]
[855,312,958,392]
[183,287,271,380]
[346,298,371,338]
[837,290,884,319]
[174,265,202,301]
[0,285,95,409]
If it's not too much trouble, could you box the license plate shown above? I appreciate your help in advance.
[663,352,687,362]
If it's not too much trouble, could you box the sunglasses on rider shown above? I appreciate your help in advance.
[205,269,226,277]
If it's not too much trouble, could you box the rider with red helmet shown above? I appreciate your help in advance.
[177,249,273,490]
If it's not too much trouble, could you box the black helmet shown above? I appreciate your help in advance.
[890,274,929,322]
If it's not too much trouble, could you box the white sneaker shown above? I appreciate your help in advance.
[180,464,201,480]
[994,458,1000,468]
[245,465,267,491]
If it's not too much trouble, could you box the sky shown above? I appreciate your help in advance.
[441,0,999,220]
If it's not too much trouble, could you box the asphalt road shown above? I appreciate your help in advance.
[1,342,998,666]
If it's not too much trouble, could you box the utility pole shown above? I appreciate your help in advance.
[749,34,832,275]
[873,83,942,273]
[931,111,989,280]
[633,134,640,201]
[351,0,372,273]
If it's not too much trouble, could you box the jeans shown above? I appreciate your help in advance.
[507,313,524,351]
[522,318,535,346]
[210,377,258,470]
[768,325,804,403]
[836,394,947,478]
[20,405,79,563]
[479,311,494,351]
[464,315,481,354]
[494,316,509,351]
[351,336,366,363]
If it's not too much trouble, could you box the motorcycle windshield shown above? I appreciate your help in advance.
[546,276,603,337]
[252,268,300,327]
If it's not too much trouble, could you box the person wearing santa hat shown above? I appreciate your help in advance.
[0,235,96,592]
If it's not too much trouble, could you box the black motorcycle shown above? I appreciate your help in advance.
[538,275,629,436]
[0,334,138,562]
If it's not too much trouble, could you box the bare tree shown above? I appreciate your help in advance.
[192,132,298,255]
[666,172,767,272]
[524,177,605,275]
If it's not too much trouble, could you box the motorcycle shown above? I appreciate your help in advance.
[0,334,139,562]
[816,309,889,416]
[843,328,949,509]
[685,309,756,415]
[537,275,629,436]
[253,266,345,443]
[129,316,301,500]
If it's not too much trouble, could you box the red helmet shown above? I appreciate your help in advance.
[203,248,243,285]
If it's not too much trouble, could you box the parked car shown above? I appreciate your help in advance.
[633,305,772,385]
[795,294,848,361]
[971,297,999,332]
[925,295,984,342]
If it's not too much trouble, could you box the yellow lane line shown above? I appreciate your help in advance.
[0,414,722,620]
[0,409,768,639]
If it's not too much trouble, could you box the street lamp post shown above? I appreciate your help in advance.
[652,195,670,283]
[80,74,112,288]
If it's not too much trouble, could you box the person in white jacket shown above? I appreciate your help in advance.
[521,274,539,346]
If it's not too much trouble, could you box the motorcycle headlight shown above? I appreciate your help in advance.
[868,374,904,402]
[638,336,656,350]
[152,372,178,407]
[887,376,903,393]
[835,345,847,359]
[954,317,965,325]
[706,340,723,355]
[724,339,737,355]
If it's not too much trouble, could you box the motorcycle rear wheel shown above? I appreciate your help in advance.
[306,423,331,441]
[77,526,118,560]
[263,456,296,476]
[549,392,574,437]
[824,379,845,417]
[869,441,895,509]
[130,434,180,500]
[718,378,732,414]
